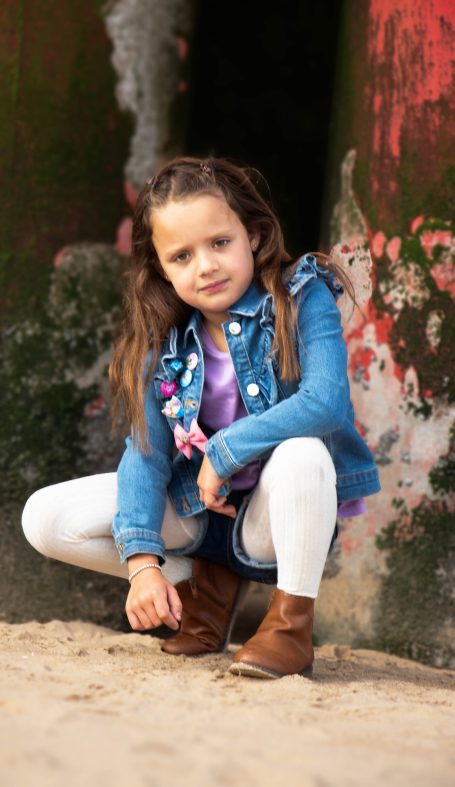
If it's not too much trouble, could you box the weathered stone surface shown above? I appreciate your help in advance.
[1,242,128,626]
[1,0,195,628]
[0,0,131,325]
[1,243,125,504]
[104,0,194,188]
[318,0,455,666]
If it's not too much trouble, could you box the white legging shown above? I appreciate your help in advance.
[22,437,337,598]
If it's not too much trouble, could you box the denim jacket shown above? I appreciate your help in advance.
[112,253,381,564]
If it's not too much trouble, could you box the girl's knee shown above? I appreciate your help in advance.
[22,474,117,560]
[268,437,336,482]
[22,486,62,558]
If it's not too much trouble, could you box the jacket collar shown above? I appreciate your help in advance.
[183,280,272,346]
[227,279,272,317]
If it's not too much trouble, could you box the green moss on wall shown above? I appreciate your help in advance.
[0,243,125,503]
[371,216,455,418]
[0,1,132,326]
[374,426,455,668]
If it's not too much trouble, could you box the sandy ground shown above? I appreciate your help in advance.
[0,620,454,787]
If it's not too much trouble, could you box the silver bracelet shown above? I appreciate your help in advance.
[128,563,162,583]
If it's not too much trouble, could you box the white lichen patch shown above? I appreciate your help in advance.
[379,260,431,312]
[425,310,445,349]
[331,243,374,322]
[330,149,369,248]
[103,0,193,187]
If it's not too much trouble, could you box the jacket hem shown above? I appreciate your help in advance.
[336,476,381,500]
[165,511,209,558]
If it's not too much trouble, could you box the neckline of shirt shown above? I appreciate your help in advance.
[200,323,230,358]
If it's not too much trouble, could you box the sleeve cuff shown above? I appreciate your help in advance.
[205,431,242,479]
[112,528,166,565]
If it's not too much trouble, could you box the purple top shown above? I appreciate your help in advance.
[199,324,365,517]
[199,325,261,489]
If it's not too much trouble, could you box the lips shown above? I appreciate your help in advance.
[200,279,229,293]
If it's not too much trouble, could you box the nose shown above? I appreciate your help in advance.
[197,251,219,275]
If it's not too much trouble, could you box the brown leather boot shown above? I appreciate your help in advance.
[228,589,314,679]
[161,558,248,656]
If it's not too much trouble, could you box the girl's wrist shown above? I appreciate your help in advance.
[127,554,163,583]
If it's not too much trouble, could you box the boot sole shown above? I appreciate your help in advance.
[228,660,314,680]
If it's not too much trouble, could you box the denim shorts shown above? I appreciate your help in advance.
[189,488,339,584]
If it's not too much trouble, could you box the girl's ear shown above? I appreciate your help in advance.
[249,232,260,251]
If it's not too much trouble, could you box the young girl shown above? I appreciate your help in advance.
[22,156,381,679]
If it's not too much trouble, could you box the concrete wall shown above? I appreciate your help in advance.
[3,0,453,665]
[0,0,194,631]
[0,0,131,324]
[317,0,455,667]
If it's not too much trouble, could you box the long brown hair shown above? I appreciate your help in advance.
[109,156,357,452]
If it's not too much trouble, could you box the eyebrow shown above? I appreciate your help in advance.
[166,230,233,259]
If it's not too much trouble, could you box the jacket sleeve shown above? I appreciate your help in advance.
[111,363,174,564]
[204,277,350,478]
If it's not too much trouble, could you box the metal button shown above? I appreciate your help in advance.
[119,543,124,553]
[247,383,259,396]
[228,322,242,336]
[181,497,190,513]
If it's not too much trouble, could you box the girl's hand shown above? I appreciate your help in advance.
[197,454,237,518]
[125,568,182,631]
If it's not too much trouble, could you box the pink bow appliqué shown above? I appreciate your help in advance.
[174,419,208,459]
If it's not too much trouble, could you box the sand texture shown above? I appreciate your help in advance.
[0,619,454,787]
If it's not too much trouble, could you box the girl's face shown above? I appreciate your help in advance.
[151,193,259,325]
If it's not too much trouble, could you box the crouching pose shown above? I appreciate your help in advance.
[23,156,381,679]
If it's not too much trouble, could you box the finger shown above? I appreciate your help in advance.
[201,491,219,507]
[153,594,179,630]
[135,606,157,630]
[126,610,145,631]
[203,496,226,509]
[206,502,237,518]
[168,586,183,623]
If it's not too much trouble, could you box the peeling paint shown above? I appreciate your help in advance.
[379,259,431,312]
[330,149,368,247]
[368,0,454,162]
[317,0,454,662]
[319,142,455,661]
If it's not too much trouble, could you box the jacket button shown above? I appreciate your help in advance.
[228,322,241,335]
[247,383,259,396]
[119,543,124,553]
[181,497,190,512]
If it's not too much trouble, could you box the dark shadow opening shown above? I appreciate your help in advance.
[186,0,342,257]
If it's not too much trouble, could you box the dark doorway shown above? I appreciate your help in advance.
[186,1,343,258]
